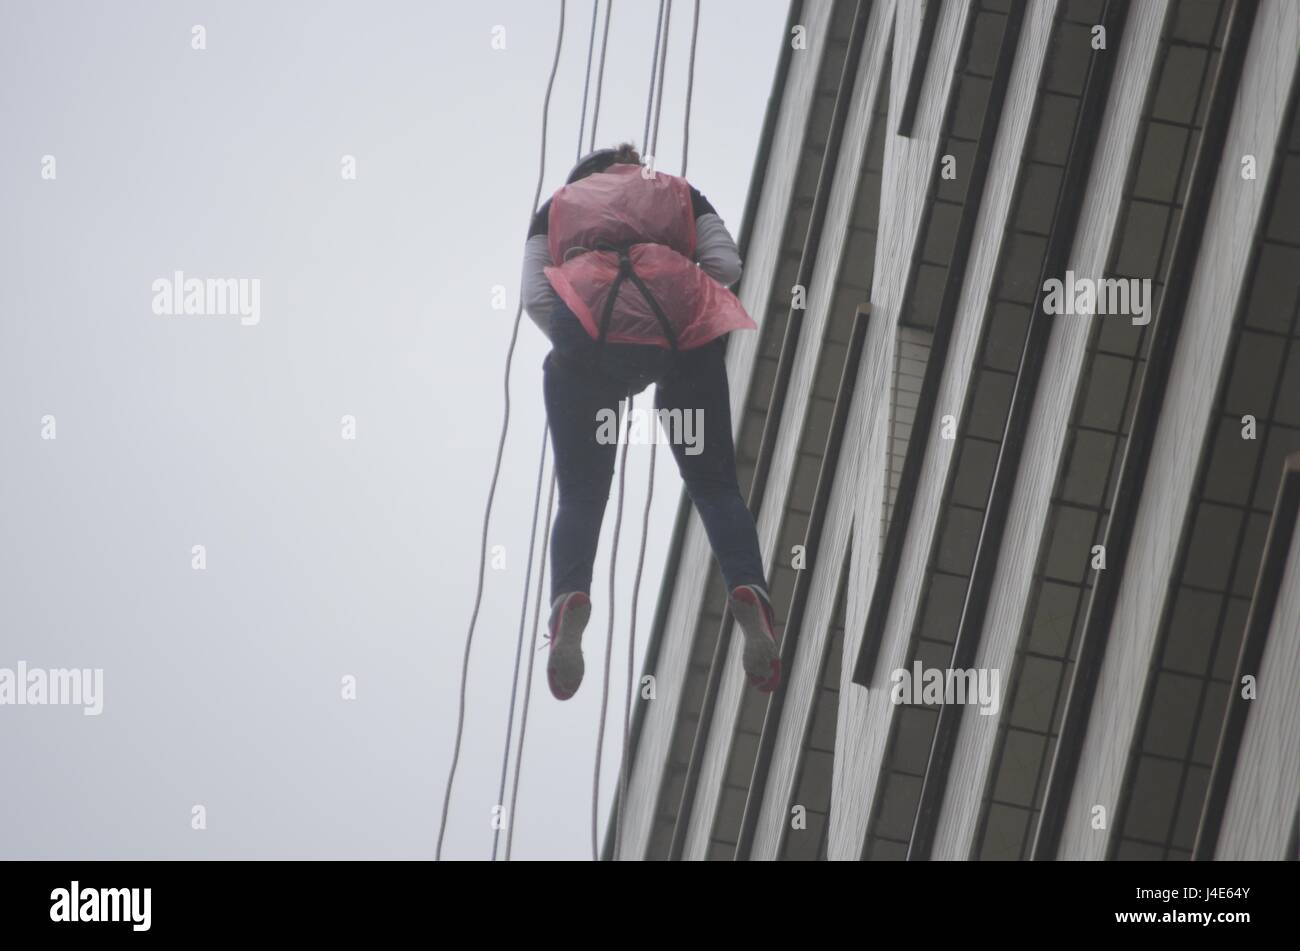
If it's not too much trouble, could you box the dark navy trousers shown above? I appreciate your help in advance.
[542,306,767,602]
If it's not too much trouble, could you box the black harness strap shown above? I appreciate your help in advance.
[592,244,680,355]
[624,259,680,353]
[595,251,633,349]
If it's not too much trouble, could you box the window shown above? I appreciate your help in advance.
[975,0,1230,860]
[1113,82,1300,861]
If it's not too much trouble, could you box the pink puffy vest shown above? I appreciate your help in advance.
[543,164,756,350]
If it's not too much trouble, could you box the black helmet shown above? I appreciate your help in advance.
[565,147,619,184]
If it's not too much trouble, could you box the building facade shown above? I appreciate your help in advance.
[609,0,1300,860]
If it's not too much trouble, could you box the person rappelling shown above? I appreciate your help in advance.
[521,142,781,701]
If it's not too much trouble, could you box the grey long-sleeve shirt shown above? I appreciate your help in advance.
[520,184,742,338]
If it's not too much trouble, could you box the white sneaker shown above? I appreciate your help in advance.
[546,592,591,701]
[730,585,781,693]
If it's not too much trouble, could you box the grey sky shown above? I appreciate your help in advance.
[0,0,784,859]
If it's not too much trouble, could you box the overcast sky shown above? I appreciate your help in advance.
[0,0,785,859]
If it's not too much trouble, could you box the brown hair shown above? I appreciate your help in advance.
[611,141,642,166]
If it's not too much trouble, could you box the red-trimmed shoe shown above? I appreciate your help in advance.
[546,592,592,701]
[730,585,780,693]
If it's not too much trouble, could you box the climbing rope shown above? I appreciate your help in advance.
[588,0,677,861]
[588,1,613,153]
[592,402,633,859]
[641,0,668,155]
[443,0,702,861]
[490,426,549,861]
[575,1,600,159]
[682,0,700,177]
[435,0,568,862]
[614,432,656,859]
[609,0,701,861]
[649,0,674,159]
[504,468,556,861]
[500,0,613,861]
